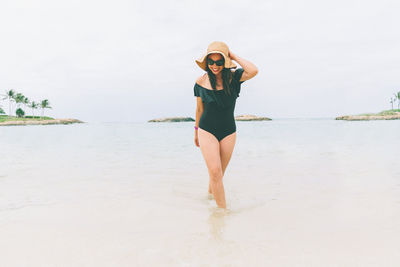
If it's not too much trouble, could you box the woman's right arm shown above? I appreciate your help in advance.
[194,97,203,147]
[195,97,204,128]
[194,75,204,147]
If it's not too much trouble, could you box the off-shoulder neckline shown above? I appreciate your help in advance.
[195,83,224,91]
[195,68,243,91]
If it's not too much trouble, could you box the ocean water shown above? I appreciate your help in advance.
[0,119,399,267]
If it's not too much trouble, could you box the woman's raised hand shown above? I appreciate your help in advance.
[228,50,237,61]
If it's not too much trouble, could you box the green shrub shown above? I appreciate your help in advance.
[16,108,25,117]
[25,116,41,118]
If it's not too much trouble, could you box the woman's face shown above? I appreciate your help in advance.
[207,53,224,75]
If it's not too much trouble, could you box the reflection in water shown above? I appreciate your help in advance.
[208,207,231,241]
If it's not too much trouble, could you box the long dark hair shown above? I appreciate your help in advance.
[205,56,234,96]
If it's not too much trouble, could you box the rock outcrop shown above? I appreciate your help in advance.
[148,117,195,122]
[148,115,272,122]
[336,112,400,121]
[235,114,272,121]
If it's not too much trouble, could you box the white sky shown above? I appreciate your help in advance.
[0,0,399,122]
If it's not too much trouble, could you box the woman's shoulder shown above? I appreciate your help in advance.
[232,68,244,75]
[196,74,205,83]
[196,73,207,87]
[232,68,245,83]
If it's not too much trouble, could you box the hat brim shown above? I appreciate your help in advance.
[195,51,237,71]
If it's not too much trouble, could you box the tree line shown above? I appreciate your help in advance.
[0,89,51,119]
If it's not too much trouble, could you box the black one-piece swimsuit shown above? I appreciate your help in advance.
[194,68,245,142]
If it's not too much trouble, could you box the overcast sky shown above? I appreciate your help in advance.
[0,0,399,122]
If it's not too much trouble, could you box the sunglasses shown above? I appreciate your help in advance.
[207,58,224,66]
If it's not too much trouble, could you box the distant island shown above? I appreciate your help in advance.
[336,109,400,121]
[148,114,272,122]
[336,91,400,121]
[235,114,272,121]
[1,89,83,126]
[0,116,84,126]
[148,117,195,122]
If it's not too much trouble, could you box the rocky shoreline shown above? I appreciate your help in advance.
[148,117,195,122]
[148,114,272,122]
[235,114,272,121]
[0,118,84,126]
[336,112,400,121]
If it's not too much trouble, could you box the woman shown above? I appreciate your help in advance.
[193,41,258,209]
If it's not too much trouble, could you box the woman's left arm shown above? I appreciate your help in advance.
[229,51,258,82]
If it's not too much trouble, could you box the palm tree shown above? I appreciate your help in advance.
[390,97,396,110]
[14,93,25,116]
[3,89,16,116]
[397,91,400,109]
[23,96,30,112]
[29,101,39,118]
[40,99,52,119]
[0,98,4,114]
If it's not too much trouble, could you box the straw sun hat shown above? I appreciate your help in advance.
[195,41,237,71]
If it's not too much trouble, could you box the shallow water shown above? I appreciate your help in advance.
[1,119,399,266]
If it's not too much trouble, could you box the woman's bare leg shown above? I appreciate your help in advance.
[208,132,237,194]
[198,128,226,208]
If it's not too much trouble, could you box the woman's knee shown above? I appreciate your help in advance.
[208,167,223,182]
